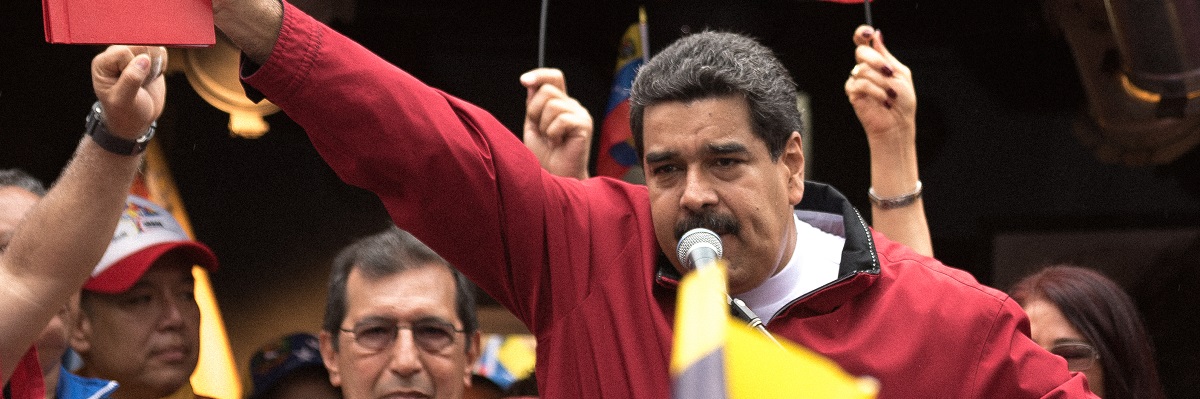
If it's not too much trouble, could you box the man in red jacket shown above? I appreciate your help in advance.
[212,1,1096,397]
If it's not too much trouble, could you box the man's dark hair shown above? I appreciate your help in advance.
[629,31,803,161]
[324,225,478,352]
[0,168,47,196]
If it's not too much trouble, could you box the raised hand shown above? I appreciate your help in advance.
[520,68,594,180]
[90,46,167,140]
[845,25,932,257]
[845,26,915,145]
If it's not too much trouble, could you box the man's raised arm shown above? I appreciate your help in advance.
[0,46,165,382]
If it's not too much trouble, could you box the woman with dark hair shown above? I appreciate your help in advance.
[1008,265,1166,399]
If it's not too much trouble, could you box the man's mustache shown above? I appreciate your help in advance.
[674,212,740,240]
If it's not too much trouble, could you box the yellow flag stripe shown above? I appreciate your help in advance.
[614,23,645,71]
[725,318,879,398]
[670,264,728,375]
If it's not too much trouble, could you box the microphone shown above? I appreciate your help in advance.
[675,228,781,347]
[676,228,723,271]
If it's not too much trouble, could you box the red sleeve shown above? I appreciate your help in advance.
[242,2,644,333]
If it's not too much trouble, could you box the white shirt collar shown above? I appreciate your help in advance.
[736,213,845,323]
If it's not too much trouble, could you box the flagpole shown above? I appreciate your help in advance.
[538,0,549,67]
[638,6,649,63]
[729,297,782,348]
[863,0,873,27]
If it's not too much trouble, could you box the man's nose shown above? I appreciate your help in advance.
[157,294,186,330]
[679,168,718,212]
[388,329,423,377]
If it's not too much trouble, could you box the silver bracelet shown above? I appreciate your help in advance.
[868,180,923,210]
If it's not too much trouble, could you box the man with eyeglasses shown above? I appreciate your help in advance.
[318,226,481,399]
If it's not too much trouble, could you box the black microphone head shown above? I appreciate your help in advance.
[676,228,724,270]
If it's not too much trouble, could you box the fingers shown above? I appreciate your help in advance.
[524,81,566,135]
[520,68,567,96]
[854,41,899,79]
[525,75,592,137]
[536,97,591,141]
[848,27,915,110]
[92,46,134,93]
[845,72,893,108]
[522,68,569,137]
[853,25,874,47]
[92,46,167,103]
[90,45,168,138]
[543,107,592,142]
[525,80,592,143]
[112,54,155,103]
[142,46,166,87]
[848,56,899,98]
[853,29,910,79]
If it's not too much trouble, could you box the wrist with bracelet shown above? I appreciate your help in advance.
[85,101,155,156]
[868,180,922,210]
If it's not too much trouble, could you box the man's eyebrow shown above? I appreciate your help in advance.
[352,315,456,327]
[353,315,397,326]
[644,150,679,164]
[706,142,749,155]
[414,315,456,326]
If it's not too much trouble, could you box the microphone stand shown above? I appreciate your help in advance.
[728,296,782,348]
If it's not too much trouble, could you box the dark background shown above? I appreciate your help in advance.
[3,0,1199,395]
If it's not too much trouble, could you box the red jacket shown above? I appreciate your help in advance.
[245,3,1094,397]
[3,347,44,399]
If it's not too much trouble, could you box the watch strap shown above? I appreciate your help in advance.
[85,101,155,156]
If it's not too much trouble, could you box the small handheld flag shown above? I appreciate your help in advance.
[596,8,649,180]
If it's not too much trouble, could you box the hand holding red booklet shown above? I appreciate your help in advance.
[44,0,215,46]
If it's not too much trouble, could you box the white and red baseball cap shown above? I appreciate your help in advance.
[82,195,218,294]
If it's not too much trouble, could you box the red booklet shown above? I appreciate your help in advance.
[43,0,215,46]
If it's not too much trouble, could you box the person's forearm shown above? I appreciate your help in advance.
[0,137,141,381]
[867,132,933,257]
[214,0,284,64]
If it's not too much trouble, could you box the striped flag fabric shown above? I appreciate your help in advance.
[670,263,730,398]
[596,7,648,180]
[670,261,880,398]
[472,333,537,390]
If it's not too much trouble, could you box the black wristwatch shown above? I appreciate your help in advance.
[85,101,155,156]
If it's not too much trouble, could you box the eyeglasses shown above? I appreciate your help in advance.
[1050,343,1100,371]
[340,319,466,354]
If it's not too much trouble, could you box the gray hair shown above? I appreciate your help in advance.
[323,226,478,352]
[630,31,803,161]
[0,169,47,196]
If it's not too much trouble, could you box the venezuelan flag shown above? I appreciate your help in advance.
[596,7,648,180]
[670,261,880,398]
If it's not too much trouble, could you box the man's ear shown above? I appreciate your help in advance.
[66,296,91,355]
[463,331,482,387]
[319,331,342,387]
[783,131,805,205]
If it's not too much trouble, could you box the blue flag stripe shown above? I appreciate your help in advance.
[672,347,728,399]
